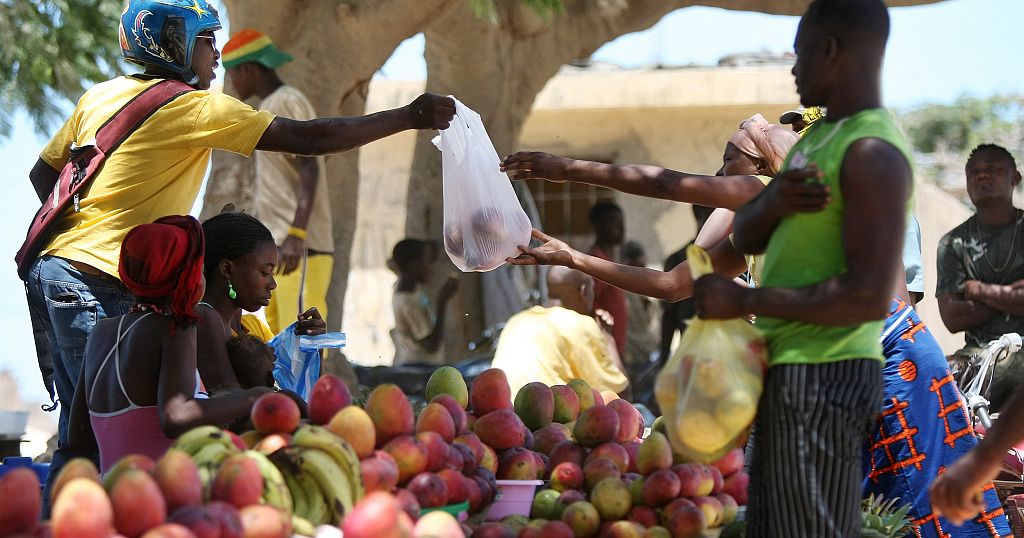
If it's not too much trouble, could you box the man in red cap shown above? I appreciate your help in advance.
[221,29,333,335]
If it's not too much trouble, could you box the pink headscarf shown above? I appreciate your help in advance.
[727,114,801,175]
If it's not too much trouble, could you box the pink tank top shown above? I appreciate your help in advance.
[90,408,173,472]
[87,314,175,472]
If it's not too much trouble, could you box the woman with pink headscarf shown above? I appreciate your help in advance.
[727,113,801,179]
[498,114,799,302]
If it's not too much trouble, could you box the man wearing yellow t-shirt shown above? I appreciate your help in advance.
[491,266,629,397]
[222,29,334,334]
[23,0,454,512]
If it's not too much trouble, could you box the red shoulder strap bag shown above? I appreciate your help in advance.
[15,79,193,280]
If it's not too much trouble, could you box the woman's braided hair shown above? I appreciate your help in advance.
[202,209,275,277]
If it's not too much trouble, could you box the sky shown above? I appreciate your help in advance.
[0,0,1021,405]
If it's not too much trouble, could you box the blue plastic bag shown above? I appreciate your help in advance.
[269,323,346,400]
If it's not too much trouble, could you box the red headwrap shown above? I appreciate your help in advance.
[118,215,205,327]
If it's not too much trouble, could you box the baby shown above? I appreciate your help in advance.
[225,334,277,389]
[223,334,309,432]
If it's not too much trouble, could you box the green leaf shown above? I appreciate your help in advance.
[0,0,125,139]
[469,0,565,25]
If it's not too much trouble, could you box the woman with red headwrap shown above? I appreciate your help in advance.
[66,216,273,471]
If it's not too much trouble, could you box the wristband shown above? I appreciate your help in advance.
[287,226,308,241]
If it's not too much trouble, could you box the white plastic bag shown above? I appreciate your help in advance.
[433,98,532,272]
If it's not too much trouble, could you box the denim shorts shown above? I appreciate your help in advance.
[25,255,134,445]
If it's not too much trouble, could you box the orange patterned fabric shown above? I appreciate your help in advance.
[864,298,1008,537]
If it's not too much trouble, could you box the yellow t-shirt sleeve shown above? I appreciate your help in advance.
[755,174,771,186]
[39,114,79,170]
[241,314,276,343]
[189,93,276,156]
[570,317,629,394]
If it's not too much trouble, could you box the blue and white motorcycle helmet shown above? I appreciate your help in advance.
[118,0,222,85]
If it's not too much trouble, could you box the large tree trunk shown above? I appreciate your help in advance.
[203,0,460,385]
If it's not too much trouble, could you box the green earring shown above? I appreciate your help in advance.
[228,281,237,300]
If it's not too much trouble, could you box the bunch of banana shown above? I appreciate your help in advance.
[171,425,240,494]
[277,455,331,526]
[291,514,317,537]
[270,427,363,527]
[291,425,364,503]
[241,449,293,513]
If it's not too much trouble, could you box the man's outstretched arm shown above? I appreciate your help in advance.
[257,93,455,156]
[500,151,766,210]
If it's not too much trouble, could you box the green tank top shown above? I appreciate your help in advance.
[756,108,913,366]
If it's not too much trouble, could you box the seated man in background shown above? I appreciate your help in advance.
[491,266,629,398]
[937,144,1024,412]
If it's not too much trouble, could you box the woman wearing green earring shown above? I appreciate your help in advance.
[196,208,326,394]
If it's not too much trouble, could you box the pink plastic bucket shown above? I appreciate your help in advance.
[484,480,543,521]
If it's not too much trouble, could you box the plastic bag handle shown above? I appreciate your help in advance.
[441,98,472,167]
[687,244,713,280]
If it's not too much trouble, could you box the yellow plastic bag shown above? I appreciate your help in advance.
[655,245,767,463]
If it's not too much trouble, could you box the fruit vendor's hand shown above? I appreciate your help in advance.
[295,306,326,335]
[761,165,830,219]
[507,229,576,267]
[694,274,749,319]
[929,449,1000,525]
[500,152,571,183]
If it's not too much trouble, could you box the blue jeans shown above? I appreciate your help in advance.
[25,255,133,515]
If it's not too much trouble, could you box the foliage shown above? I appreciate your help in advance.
[715,494,918,538]
[900,94,1024,155]
[470,0,565,24]
[861,493,917,538]
[0,0,125,139]
[897,94,1024,196]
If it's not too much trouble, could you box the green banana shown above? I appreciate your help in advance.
[271,447,330,526]
[191,439,237,468]
[242,450,292,513]
[291,425,364,503]
[295,446,354,524]
[291,514,317,537]
[293,465,330,525]
[171,425,236,457]
[280,467,310,521]
[191,442,237,501]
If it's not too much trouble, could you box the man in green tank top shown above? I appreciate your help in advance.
[693,1,913,536]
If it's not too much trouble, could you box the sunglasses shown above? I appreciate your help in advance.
[196,34,217,47]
